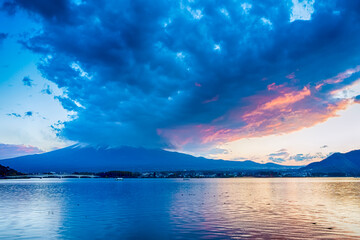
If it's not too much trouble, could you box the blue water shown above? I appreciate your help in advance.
[0,178,360,239]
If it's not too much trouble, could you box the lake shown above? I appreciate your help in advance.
[0,178,359,239]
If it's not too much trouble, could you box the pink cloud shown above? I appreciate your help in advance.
[315,65,360,90]
[0,144,43,160]
[260,87,310,111]
[329,78,360,96]
[159,80,354,150]
[267,82,285,90]
[286,72,296,79]
[202,94,219,104]
[158,67,360,151]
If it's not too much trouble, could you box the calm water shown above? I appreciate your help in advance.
[0,178,359,239]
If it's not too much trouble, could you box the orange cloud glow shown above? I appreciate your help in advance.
[159,67,360,151]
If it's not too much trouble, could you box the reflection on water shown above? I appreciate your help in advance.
[0,178,359,239]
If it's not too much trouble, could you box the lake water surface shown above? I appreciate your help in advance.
[0,178,359,239]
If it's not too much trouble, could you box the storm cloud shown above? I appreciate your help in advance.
[6,0,360,151]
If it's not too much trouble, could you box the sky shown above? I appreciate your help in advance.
[1,0,360,165]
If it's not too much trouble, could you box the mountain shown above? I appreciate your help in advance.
[0,164,23,177]
[0,145,298,173]
[301,150,360,174]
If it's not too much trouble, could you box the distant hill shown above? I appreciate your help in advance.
[301,150,360,174]
[0,145,298,173]
[0,164,23,177]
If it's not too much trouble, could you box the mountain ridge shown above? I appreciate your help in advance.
[301,149,360,174]
[0,145,298,173]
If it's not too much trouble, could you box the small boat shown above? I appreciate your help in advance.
[183,178,190,181]
[116,178,123,181]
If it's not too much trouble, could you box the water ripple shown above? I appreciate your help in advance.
[0,178,359,239]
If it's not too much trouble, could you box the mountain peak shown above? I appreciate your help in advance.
[301,149,360,174]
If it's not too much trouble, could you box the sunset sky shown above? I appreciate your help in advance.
[1,0,360,165]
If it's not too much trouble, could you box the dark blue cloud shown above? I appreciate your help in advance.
[7,113,21,118]
[0,32,7,44]
[12,0,71,23]
[7,0,360,149]
[41,85,52,95]
[24,111,33,117]
[22,76,33,87]
[1,1,17,15]
[54,96,79,111]
[268,150,326,163]
[268,151,289,157]
[268,157,286,163]
[290,153,318,162]
[355,95,360,103]
[268,150,289,163]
